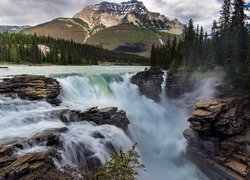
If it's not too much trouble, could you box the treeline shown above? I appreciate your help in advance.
[150,0,249,76]
[0,33,148,65]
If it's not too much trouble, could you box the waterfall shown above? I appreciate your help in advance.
[0,70,207,179]
[57,74,206,179]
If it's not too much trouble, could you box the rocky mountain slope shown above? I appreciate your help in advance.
[73,0,182,31]
[0,25,30,33]
[23,0,183,57]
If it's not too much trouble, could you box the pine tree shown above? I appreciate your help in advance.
[231,0,248,74]
[219,0,233,68]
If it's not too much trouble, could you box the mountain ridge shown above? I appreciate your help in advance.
[73,0,183,31]
[23,0,183,57]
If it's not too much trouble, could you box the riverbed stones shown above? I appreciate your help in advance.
[131,68,164,102]
[184,97,250,179]
[0,75,61,105]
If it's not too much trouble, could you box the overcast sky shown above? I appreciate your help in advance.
[0,0,249,30]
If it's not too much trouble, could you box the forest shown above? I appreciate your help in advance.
[150,0,249,78]
[0,33,149,65]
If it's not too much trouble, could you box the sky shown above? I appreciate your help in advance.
[0,0,249,30]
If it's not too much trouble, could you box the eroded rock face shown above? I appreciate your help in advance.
[131,68,164,102]
[184,98,250,179]
[0,75,61,105]
[53,107,130,131]
[188,98,247,137]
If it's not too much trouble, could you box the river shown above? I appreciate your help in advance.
[0,65,207,180]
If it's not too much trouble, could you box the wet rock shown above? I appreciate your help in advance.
[0,75,61,105]
[56,107,130,131]
[0,149,55,179]
[59,110,82,124]
[80,107,130,131]
[92,132,105,139]
[131,68,164,102]
[184,97,250,179]
[32,127,68,147]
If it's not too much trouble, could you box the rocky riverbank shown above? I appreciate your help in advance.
[184,98,250,179]
[0,75,61,105]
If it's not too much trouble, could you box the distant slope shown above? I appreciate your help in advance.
[0,25,31,33]
[87,23,177,57]
[23,18,89,44]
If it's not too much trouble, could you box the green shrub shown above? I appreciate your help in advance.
[92,144,145,180]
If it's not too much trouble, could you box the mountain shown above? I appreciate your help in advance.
[24,18,89,44]
[73,0,182,32]
[0,25,31,33]
[23,0,183,56]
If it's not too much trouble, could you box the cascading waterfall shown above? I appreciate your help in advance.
[0,66,207,180]
[57,73,206,179]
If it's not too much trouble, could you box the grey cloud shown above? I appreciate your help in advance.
[0,0,222,30]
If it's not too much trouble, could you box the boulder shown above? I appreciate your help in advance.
[131,68,164,102]
[54,107,130,131]
[0,75,61,105]
[184,97,250,179]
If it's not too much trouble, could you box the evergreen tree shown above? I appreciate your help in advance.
[218,0,233,67]
[231,0,248,73]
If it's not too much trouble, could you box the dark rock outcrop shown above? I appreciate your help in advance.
[184,98,250,180]
[166,73,193,99]
[0,75,61,105]
[131,68,164,102]
[53,107,130,131]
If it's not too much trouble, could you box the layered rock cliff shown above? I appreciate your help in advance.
[184,98,250,179]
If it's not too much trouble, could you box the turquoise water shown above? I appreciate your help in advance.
[0,66,207,180]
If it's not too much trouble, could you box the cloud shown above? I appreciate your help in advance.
[143,0,221,30]
[0,0,223,30]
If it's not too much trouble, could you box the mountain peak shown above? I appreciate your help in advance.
[97,0,148,15]
[73,0,183,31]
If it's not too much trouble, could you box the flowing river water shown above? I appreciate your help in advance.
[0,65,207,180]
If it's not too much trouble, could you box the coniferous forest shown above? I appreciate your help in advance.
[150,0,249,77]
[0,33,148,65]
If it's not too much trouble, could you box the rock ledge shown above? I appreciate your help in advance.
[0,75,61,105]
[184,98,250,179]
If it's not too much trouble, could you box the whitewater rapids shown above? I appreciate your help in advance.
[0,66,207,180]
